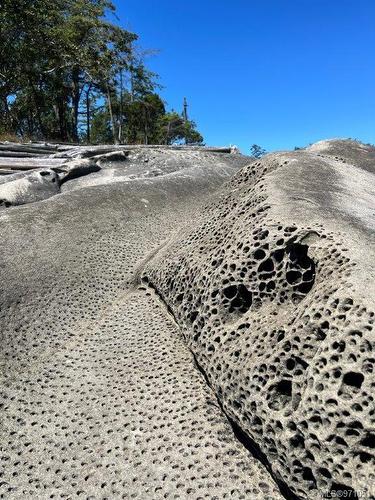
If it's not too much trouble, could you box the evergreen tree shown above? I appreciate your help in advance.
[157,112,203,145]
[0,0,204,145]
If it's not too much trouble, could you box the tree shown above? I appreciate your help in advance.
[183,120,204,145]
[0,0,136,142]
[157,112,203,145]
[250,144,266,158]
[0,0,204,145]
[157,112,185,144]
[125,93,165,144]
[90,105,113,144]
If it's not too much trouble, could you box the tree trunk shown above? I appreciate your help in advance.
[54,70,68,142]
[118,70,123,144]
[26,114,34,137]
[106,84,119,145]
[56,95,68,142]
[85,86,92,144]
[1,94,12,132]
[130,72,134,103]
[166,121,171,145]
[27,75,46,139]
[28,79,46,139]
[144,107,148,145]
[71,66,80,143]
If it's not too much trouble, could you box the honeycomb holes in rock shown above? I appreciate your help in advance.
[142,207,374,500]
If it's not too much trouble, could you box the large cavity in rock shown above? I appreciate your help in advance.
[143,139,375,499]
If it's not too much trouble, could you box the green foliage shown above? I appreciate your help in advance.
[90,107,113,144]
[157,112,203,145]
[0,0,203,145]
[183,120,204,145]
[125,93,166,144]
[250,144,267,158]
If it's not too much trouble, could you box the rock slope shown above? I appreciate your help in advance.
[0,145,283,499]
[143,140,375,499]
[1,139,374,499]
[0,143,245,207]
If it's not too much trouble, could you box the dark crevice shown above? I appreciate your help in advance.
[230,419,301,500]
[57,163,101,184]
[142,277,301,499]
[191,353,300,500]
[143,278,178,326]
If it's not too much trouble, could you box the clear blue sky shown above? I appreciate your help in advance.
[114,0,375,153]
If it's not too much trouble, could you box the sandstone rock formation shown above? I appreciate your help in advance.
[142,139,375,499]
[0,168,60,207]
[0,139,374,499]
[0,142,244,206]
[0,144,283,499]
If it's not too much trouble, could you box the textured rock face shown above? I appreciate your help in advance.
[0,146,284,499]
[1,139,374,499]
[0,168,60,207]
[143,140,375,498]
[0,143,247,206]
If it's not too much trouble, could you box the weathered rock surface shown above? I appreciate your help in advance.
[0,145,284,499]
[143,139,375,499]
[0,142,246,206]
[1,139,374,499]
[0,168,60,207]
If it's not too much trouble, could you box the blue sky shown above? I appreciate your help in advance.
[114,0,375,153]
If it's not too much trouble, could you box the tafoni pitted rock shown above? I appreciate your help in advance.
[1,140,374,499]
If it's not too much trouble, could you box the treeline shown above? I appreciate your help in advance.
[0,0,203,145]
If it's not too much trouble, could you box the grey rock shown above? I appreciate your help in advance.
[0,146,282,499]
[2,139,373,499]
[0,168,60,207]
[56,157,101,183]
[143,139,375,499]
[0,158,100,207]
